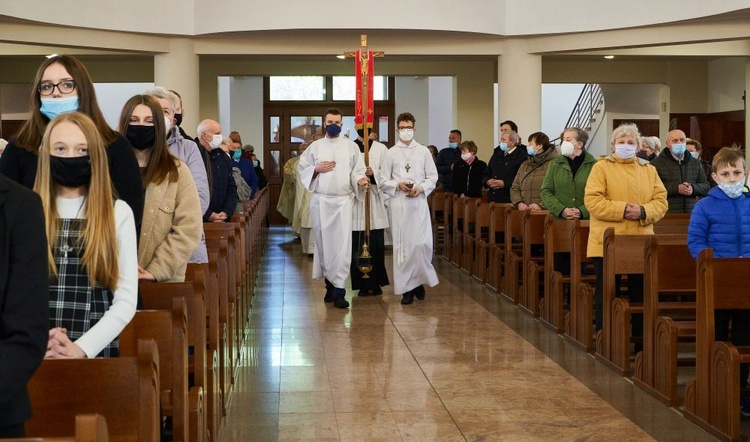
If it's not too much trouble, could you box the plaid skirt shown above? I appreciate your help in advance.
[49,218,118,357]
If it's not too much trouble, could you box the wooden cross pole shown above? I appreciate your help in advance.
[344,35,384,277]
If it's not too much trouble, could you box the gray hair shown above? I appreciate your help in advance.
[146,86,179,114]
[504,130,521,144]
[640,136,655,150]
[564,127,589,148]
[611,123,641,145]
[650,136,662,151]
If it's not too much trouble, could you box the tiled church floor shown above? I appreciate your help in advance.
[222,226,716,441]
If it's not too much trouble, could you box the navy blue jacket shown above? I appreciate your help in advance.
[481,145,527,203]
[201,147,238,221]
[688,186,750,259]
[232,157,258,197]
[436,147,461,192]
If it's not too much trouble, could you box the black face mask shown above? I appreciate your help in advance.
[174,113,183,127]
[126,125,156,150]
[50,155,91,188]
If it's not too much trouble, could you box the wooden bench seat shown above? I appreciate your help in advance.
[519,211,548,317]
[684,249,750,441]
[26,340,161,442]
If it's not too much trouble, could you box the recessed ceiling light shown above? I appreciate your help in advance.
[46,53,58,59]
[604,55,615,59]
[336,55,345,59]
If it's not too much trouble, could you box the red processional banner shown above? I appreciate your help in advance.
[355,49,374,130]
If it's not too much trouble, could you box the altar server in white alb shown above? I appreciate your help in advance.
[298,108,369,309]
[351,129,390,296]
[379,112,439,304]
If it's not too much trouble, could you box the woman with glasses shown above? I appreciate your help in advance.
[0,55,144,234]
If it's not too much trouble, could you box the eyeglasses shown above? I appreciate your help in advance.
[397,126,414,130]
[38,80,76,96]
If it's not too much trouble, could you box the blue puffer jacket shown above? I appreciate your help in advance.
[688,186,750,259]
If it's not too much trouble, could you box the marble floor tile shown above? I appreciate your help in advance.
[221,228,717,441]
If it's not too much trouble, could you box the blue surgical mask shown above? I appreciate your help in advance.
[40,96,79,120]
[253,160,260,168]
[448,142,458,149]
[325,124,342,138]
[526,145,537,157]
[499,142,509,152]
[718,180,745,199]
[232,149,241,160]
[690,151,698,159]
[671,143,686,156]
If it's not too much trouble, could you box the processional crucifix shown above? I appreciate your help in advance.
[344,35,384,278]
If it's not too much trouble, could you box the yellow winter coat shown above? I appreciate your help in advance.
[584,154,667,258]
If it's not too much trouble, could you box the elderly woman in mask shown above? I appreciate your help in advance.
[584,123,667,336]
[540,127,596,220]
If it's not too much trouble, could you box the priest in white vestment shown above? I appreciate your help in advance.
[379,112,439,304]
[351,130,390,296]
[298,108,368,309]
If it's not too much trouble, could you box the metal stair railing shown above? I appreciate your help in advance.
[552,83,604,143]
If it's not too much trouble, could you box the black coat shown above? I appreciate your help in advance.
[0,174,49,430]
[436,147,461,192]
[0,135,144,235]
[200,146,238,221]
[452,158,487,198]
[482,145,527,203]
[650,148,710,213]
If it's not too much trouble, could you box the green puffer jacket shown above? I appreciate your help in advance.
[540,151,597,219]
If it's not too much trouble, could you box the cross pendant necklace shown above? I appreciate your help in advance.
[405,164,411,173]
[400,147,415,174]
[60,243,72,265]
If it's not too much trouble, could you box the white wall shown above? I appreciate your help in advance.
[708,57,746,113]
[395,77,430,146]
[427,76,454,149]
[227,77,264,162]
[541,83,584,140]
[93,82,154,129]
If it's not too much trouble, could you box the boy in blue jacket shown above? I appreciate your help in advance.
[688,146,750,414]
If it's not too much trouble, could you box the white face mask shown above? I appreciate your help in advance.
[209,134,222,149]
[164,116,172,135]
[560,141,575,157]
[615,143,636,159]
[461,152,472,161]
[399,128,414,142]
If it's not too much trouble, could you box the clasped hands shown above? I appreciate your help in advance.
[677,182,693,196]
[46,327,86,359]
[398,182,421,197]
[623,203,643,221]
[561,207,582,220]
[517,202,542,211]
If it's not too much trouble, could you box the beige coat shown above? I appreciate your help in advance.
[138,160,203,282]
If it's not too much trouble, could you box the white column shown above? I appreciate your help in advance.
[154,38,199,136]
[497,39,542,140]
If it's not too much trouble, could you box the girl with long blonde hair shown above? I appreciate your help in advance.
[34,112,138,358]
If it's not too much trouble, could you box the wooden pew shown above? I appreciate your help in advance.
[26,340,160,442]
[563,222,596,350]
[519,210,548,317]
[595,228,651,375]
[484,203,512,292]
[633,234,696,406]
[540,217,579,332]
[16,414,109,442]
[460,197,479,273]
[441,192,453,259]
[471,200,490,282]
[120,298,193,442]
[500,207,524,304]
[205,223,245,352]
[201,242,234,417]
[185,264,222,442]
[450,195,465,266]
[430,189,446,255]
[684,249,750,441]
[139,278,213,442]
